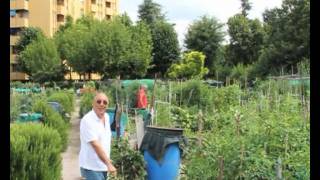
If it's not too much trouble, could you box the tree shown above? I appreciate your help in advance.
[138,0,180,77]
[252,0,310,77]
[240,0,252,17]
[15,27,45,53]
[56,15,74,34]
[148,21,180,76]
[167,51,208,79]
[55,15,106,80]
[138,0,165,26]
[116,12,133,27]
[226,14,264,65]
[125,21,153,78]
[19,36,64,83]
[184,15,225,76]
[15,27,45,74]
[54,21,93,79]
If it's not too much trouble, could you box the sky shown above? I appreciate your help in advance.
[119,0,283,47]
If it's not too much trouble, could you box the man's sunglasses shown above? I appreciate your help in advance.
[96,99,108,105]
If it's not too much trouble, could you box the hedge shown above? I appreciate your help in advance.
[47,90,75,114]
[32,100,69,151]
[10,123,62,180]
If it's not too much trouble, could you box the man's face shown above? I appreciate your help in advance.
[93,93,108,118]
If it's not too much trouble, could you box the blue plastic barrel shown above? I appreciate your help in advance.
[140,126,187,180]
[144,143,180,180]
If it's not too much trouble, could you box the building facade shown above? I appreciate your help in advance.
[10,0,119,81]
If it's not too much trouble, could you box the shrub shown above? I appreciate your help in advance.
[47,90,74,114]
[10,123,62,180]
[32,100,69,151]
[110,139,146,180]
[79,92,95,118]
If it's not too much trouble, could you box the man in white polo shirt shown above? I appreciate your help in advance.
[79,92,117,179]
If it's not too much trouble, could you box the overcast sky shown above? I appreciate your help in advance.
[119,0,283,47]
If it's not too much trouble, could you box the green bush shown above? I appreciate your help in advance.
[172,79,213,108]
[79,92,95,118]
[32,100,69,151]
[10,123,62,180]
[110,139,146,180]
[47,90,74,114]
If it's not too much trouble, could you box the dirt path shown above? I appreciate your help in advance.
[61,98,82,180]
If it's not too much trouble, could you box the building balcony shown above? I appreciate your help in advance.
[91,4,98,12]
[10,53,18,63]
[10,35,19,46]
[57,4,66,15]
[10,17,28,28]
[105,8,113,15]
[10,0,29,10]
[57,21,65,27]
[10,72,29,81]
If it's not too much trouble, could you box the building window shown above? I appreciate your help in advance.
[57,0,64,6]
[57,14,64,22]
[11,64,20,72]
[106,1,111,8]
[91,0,96,4]
[16,9,29,18]
[105,15,111,20]
[10,9,16,17]
[12,46,19,55]
[10,28,22,36]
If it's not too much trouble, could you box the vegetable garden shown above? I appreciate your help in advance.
[10,77,310,179]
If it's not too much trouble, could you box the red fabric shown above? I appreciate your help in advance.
[136,88,148,108]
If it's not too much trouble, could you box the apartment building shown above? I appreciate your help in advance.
[10,0,119,81]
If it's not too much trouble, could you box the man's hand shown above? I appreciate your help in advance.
[106,162,117,176]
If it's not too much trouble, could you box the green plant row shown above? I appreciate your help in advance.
[10,123,62,180]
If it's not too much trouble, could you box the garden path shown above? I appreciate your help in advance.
[61,97,82,180]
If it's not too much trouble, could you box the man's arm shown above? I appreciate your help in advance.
[90,140,117,173]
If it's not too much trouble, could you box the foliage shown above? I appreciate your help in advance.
[54,17,96,78]
[19,36,65,83]
[240,0,252,17]
[226,14,265,65]
[167,51,208,79]
[56,15,152,79]
[110,139,147,180]
[184,15,225,75]
[32,99,69,151]
[15,27,45,74]
[171,79,213,108]
[47,90,74,115]
[254,0,310,77]
[10,92,24,122]
[147,21,180,77]
[120,21,152,78]
[179,79,309,179]
[138,0,165,26]
[79,92,95,118]
[10,123,62,180]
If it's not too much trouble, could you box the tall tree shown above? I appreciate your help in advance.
[252,0,310,77]
[148,21,180,76]
[240,0,252,17]
[138,0,165,26]
[226,14,264,65]
[19,36,64,83]
[54,17,95,79]
[15,27,45,74]
[125,21,153,78]
[138,0,180,77]
[184,15,225,76]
